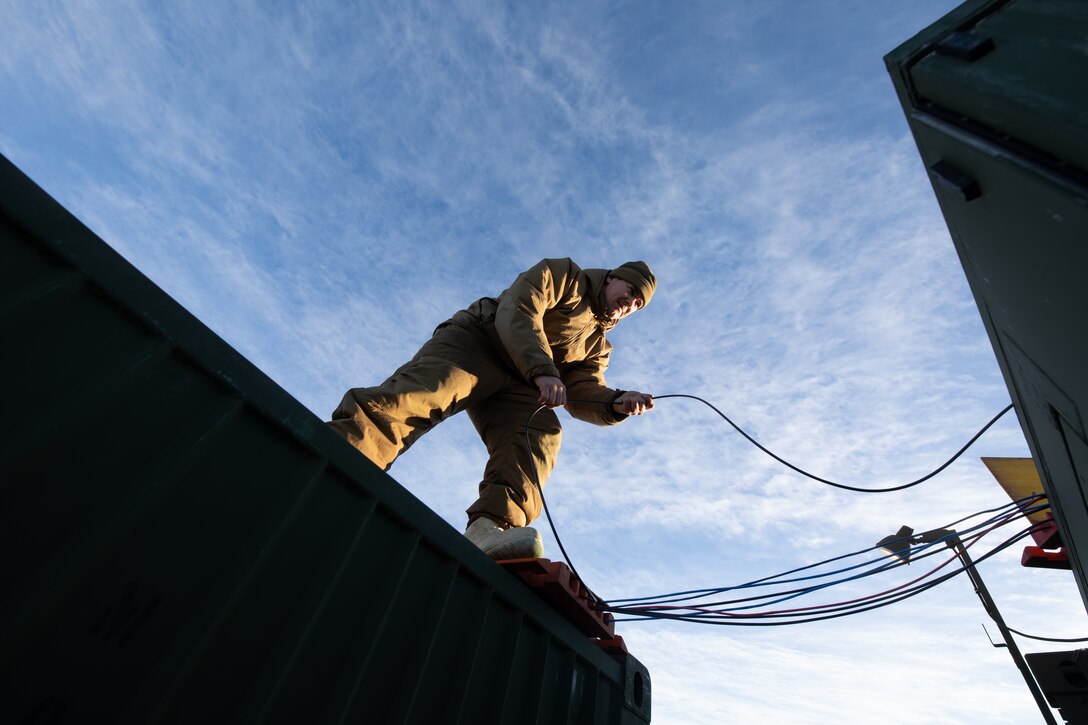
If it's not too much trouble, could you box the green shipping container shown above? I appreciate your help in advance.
[886,0,1088,609]
[0,152,651,724]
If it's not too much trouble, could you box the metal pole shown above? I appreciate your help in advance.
[949,536,1057,725]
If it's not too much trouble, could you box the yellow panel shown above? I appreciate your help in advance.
[981,457,1051,524]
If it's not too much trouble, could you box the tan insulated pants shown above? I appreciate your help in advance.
[328,323,562,528]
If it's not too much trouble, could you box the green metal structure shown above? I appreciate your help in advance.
[0,152,651,724]
[886,2,1088,714]
[887,0,1088,605]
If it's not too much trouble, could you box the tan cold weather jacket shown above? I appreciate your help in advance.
[446,258,627,426]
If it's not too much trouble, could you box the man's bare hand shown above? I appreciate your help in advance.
[613,390,654,416]
[534,375,567,407]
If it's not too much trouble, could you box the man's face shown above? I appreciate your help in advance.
[603,275,644,320]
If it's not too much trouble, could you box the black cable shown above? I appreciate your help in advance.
[639,518,1052,624]
[652,395,1015,493]
[609,494,1047,607]
[608,525,1036,626]
[525,404,604,605]
[523,396,1015,605]
[606,513,1033,618]
[1008,628,1088,643]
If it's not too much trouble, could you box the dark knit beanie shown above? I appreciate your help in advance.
[609,261,656,307]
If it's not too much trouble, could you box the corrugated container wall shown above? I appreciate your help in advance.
[0,153,651,725]
[885,0,1088,609]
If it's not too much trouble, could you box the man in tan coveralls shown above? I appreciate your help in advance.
[329,258,655,560]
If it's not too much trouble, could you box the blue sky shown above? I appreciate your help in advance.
[3,1,1084,722]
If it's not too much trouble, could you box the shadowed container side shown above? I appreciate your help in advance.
[884,0,1088,616]
[887,4,1088,719]
[0,152,651,725]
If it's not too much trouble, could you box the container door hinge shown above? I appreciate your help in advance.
[934,31,995,61]
[929,160,982,201]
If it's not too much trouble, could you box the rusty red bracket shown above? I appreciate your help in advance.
[498,558,624,649]
[592,634,630,659]
[1022,546,1071,570]
[1028,518,1063,549]
[1020,519,1070,569]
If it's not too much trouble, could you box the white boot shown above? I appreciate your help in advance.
[465,517,544,560]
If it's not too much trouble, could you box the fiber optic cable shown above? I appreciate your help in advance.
[609,525,1037,626]
[605,515,1048,622]
[608,494,1046,608]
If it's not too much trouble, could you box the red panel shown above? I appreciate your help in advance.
[499,558,617,640]
[1022,546,1072,570]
